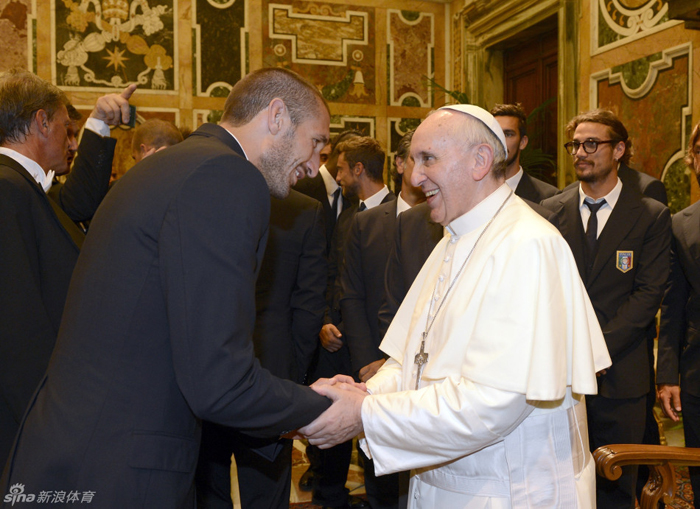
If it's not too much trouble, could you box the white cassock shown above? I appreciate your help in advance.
[361,183,611,508]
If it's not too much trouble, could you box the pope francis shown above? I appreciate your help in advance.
[301,104,612,508]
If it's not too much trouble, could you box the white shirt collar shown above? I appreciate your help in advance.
[578,177,623,210]
[505,166,524,192]
[396,193,411,216]
[319,165,340,197]
[221,129,249,160]
[447,183,513,237]
[0,147,54,192]
[361,185,390,210]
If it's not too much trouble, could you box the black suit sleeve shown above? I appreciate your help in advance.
[161,160,329,436]
[291,202,327,383]
[53,129,116,222]
[602,206,671,360]
[657,233,687,385]
[341,215,379,375]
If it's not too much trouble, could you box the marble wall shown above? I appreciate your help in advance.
[0,0,447,180]
[582,0,700,211]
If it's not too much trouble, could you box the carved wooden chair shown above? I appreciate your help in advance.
[594,444,700,508]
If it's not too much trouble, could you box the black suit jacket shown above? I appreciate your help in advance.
[515,171,559,202]
[378,202,442,340]
[658,201,700,397]
[254,190,327,383]
[541,184,671,398]
[294,172,335,252]
[0,131,114,464]
[310,192,395,381]
[1,124,330,508]
[341,200,398,375]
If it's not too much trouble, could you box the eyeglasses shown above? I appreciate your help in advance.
[564,139,619,156]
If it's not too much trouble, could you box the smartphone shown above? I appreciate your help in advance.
[124,105,137,128]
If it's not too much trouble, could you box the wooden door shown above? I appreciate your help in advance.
[503,28,558,185]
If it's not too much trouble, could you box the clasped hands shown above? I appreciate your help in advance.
[294,375,368,448]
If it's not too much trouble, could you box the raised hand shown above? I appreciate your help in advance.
[90,84,137,126]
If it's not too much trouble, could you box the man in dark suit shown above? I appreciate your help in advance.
[1,68,334,509]
[294,131,362,253]
[340,131,421,509]
[541,109,670,509]
[657,121,700,503]
[196,189,327,509]
[308,136,392,509]
[490,103,559,202]
[0,70,134,466]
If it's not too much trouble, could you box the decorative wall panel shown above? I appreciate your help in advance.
[193,0,247,97]
[591,44,692,212]
[593,0,677,53]
[263,1,375,104]
[387,10,433,107]
[0,0,34,71]
[52,0,177,91]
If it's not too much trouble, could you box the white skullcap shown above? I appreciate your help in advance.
[439,104,508,155]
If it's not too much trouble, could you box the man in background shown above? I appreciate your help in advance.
[0,70,134,465]
[131,118,184,163]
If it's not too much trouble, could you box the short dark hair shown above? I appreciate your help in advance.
[0,68,70,145]
[391,130,414,189]
[686,122,700,168]
[566,109,633,165]
[132,119,184,152]
[336,136,386,183]
[221,67,329,127]
[490,103,527,137]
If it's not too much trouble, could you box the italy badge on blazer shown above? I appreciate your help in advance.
[616,251,633,273]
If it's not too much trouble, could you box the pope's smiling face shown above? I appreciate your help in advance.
[410,111,480,226]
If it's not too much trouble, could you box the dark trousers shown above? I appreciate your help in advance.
[682,391,700,508]
[637,388,662,500]
[359,448,408,509]
[195,422,292,509]
[308,440,353,507]
[587,393,646,509]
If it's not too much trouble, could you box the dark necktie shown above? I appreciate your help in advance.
[331,188,341,218]
[584,199,606,266]
[358,202,367,212]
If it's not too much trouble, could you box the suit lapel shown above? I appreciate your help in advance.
[556,191,587,277]
[514,172,536,202]
[0,155,83,249]
[587,184,642,284]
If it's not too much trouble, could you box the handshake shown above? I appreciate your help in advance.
[292,375,368,448]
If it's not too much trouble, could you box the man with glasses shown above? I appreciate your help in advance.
[542,109,671,509]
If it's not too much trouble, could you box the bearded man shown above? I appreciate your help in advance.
[1,67,331,509]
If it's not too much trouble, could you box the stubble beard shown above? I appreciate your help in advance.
[258,127,297,199]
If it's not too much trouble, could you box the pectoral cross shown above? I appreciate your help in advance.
[414,333,429,390]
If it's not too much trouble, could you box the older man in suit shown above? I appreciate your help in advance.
[0,70,133,466]
[1,67,332,509]
[542,109,670,509]
[657,121,700,503]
